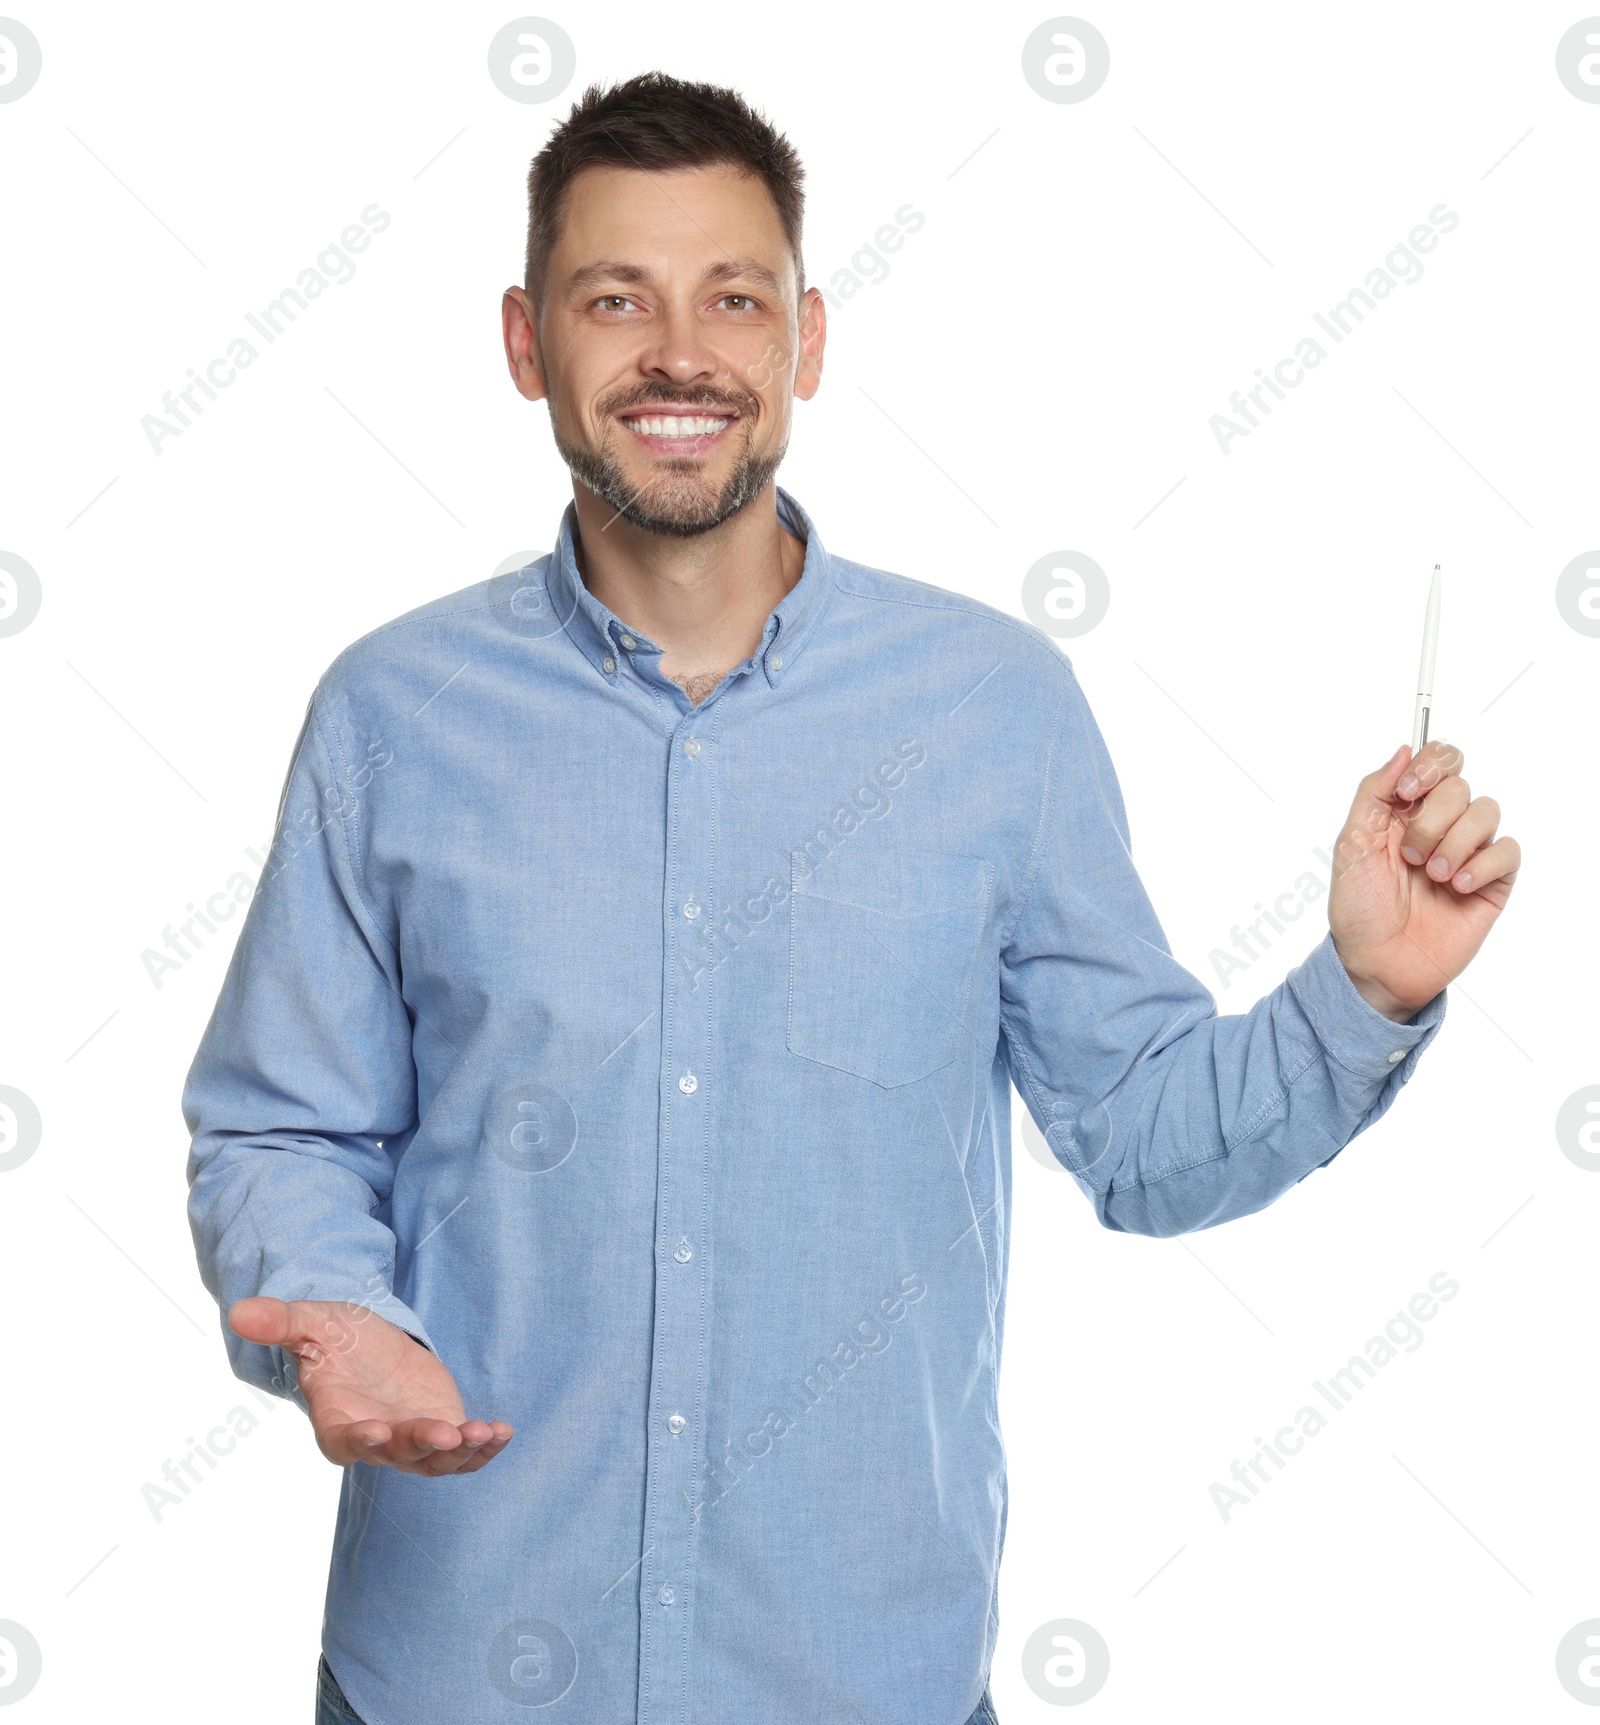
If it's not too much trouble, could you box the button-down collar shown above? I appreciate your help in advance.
[543,486,830,694]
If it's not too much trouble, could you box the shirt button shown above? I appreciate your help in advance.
[673,1240,693,1264]
[678,1072,698,1094]
[770,653,783,671]
[682,899,701,920]
[619,633,637,650]
[667,1413,687,1435]
[601,655,617,675]
[658,1585,675,1606]
[1387,1049,1406,1064]
[683,738,701,757]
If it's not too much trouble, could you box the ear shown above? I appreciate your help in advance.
[503,286,549,403]
[793,286,826,402]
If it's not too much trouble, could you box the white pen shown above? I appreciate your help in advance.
[1410,564,1442,757]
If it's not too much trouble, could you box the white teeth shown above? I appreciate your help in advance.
[625,415,730,438]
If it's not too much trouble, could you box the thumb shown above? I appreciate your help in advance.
[227,1294,296,1346]
[1350,744,1412,823]
[228,1295,360,1356]
[1332,746,1409,881]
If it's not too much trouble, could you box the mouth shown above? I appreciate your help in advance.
[615,408,739,457]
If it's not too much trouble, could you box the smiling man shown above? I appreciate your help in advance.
[183,72,1519,1725]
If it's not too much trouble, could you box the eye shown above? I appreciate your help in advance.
[717,293,758,312]
[594,294,639,313]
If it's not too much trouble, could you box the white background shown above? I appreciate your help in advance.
[2,1,1595,1719]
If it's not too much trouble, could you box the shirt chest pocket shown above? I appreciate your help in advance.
[787,849,994,1088]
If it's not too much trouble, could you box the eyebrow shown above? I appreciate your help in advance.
[564,256,787,298]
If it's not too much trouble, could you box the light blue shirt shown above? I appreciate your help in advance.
[184,487,1446,1725]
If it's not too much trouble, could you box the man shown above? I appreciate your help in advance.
[184,71,1518,1725]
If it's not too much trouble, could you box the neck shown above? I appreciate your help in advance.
[570,482,805,704]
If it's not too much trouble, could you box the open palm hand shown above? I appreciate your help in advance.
[229,1297,514,1475]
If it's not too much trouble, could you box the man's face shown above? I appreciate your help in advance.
[505,164,824,538]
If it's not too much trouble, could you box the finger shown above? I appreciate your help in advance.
[320,1422,459,1473]
[1395,738,1464,803]
[454,1446,507,1475]
[385,1417,466,1464]
[412,1418,518,1477]
[1397,777,1472,864]
[227,1295,294,1347]
[453,1423,516,1474]
[1349,745,1408,823]
[228,1296,364,1368]
[319,1414,506,1473]
[317,1419,394,1467]
[1413,795,1499,882]
[1335,747,1408,877]
[414,1425,491,1475]
[335,1417,463,1472]
[470,1420,514,1449]
[1444,833,1520,895]
[409,1437,496,1477]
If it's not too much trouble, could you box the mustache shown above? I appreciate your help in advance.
[608,391,750,417]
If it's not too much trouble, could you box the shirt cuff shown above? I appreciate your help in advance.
[1286,930,1447,1083]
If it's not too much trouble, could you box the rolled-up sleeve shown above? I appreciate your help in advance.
[182,680,435,1407]
[999,661,1446,1237]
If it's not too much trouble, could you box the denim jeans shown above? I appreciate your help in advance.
[317,1653,1000,1724]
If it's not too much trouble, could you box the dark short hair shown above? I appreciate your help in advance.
[524,71,806,307]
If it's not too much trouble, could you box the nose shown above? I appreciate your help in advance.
[634,301,728,396]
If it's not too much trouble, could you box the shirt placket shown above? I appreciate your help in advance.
[637,704,721,1723]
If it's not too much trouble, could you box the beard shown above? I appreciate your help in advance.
[553,406,788,539]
